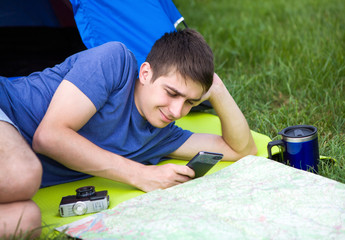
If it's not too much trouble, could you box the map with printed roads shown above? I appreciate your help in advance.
[58,155,345,239]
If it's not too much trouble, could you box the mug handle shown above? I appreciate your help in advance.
[267,140,285,160]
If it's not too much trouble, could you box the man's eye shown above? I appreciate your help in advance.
[166,91,177,97]
[186,100,194,105]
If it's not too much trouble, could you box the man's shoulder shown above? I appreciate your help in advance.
[99,41,126,50]
[87,42,136,66]
[94,42,131,56]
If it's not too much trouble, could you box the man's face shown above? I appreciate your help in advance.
[135,63,204,128]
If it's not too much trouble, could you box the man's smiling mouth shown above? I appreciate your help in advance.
[159,109,173,123]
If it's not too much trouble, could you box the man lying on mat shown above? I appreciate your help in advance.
[0,29,256,237]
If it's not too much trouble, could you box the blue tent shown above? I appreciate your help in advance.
[0,0,185,76]
[70,0,185,67]
[0,0,84,77]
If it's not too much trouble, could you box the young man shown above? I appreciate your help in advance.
[0,29,256,237]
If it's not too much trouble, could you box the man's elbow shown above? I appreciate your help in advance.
[248,143,258,156]
[32,127,54,155]
[237,142,258,159]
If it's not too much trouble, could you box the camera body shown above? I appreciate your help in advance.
[59,186,109,217]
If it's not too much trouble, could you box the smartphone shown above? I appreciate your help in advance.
[186,151,224,178]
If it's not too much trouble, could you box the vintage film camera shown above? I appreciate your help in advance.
[59,186,109,217]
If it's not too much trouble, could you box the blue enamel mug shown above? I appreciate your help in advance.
[267,125,319,173]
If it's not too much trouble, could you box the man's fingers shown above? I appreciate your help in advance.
[174,165,195,179]
[174,174,192,183]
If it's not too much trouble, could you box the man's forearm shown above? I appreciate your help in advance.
[208,74,257,156]
[33,126,194,192]
[32,126,144,187]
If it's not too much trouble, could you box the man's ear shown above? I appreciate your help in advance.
[138,62,152,84]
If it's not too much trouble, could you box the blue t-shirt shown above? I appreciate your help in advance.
[0,42,192,187]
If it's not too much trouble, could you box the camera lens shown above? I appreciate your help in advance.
[76,186,96,198]
[73,201,87,215]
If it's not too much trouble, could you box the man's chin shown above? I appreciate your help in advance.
[152,121,170,128]
[148,118,171,128]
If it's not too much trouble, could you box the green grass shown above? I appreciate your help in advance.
[175,0,345,183]
[0,228,68,240]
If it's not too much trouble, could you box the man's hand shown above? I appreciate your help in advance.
[170,73,257,161]
[197,73,225,104]
[134,164,195,192]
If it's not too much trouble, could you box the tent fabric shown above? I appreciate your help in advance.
[70,0,184,66]
[0,0,84,77]
[0,0,60,27]
[0,0,183,76]
[0,27,86,77]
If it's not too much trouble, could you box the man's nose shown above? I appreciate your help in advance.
[169,99,185,119]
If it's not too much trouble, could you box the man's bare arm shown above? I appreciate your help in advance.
[33,80,194,192]
[169,73,257,161]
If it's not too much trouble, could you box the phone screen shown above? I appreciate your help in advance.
[186,151,223,178]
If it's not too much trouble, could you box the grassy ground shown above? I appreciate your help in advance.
[175,0,345,183]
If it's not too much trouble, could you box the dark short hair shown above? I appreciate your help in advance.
[145,29,214,93]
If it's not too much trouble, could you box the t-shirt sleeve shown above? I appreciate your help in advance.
[63,42,138,110]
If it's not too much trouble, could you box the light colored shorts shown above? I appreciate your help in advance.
[0,108,20,132]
